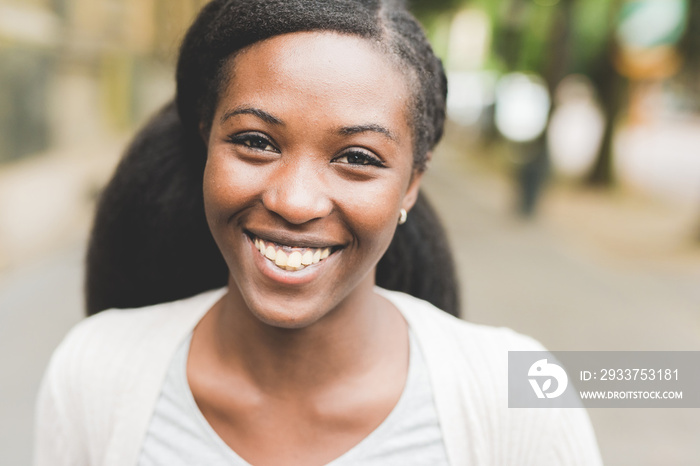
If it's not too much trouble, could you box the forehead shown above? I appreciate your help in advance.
[216,32,412,134]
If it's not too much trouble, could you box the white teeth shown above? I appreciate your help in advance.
[275,250,288,267]
[265,245,277,261]
[287,251,302,268]
[301,250,313,265]
[253,236,334,271]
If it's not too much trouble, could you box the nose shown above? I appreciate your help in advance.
[261,158,333,224]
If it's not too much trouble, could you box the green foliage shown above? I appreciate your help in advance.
[422,13,453,62]
[516,4,556,72]
[409,0,466,19]
[571,0,618,71]
[415,0,626,78]
[471,0,506,19]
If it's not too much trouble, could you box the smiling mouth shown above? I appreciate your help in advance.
[250,234,337,272]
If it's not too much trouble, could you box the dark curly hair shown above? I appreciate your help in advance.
[86,0,460,317]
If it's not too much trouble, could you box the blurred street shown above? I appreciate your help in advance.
[1,131,699,465]
[0,242,84,466]
[425,129,700,465]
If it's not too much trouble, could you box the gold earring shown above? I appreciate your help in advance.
[398,208,408,225]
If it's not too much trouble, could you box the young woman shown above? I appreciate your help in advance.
[35,1,602,465]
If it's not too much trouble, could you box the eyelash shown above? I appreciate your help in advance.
[227,133,386,167]
[227,133,279,153]
[332,150,385,167]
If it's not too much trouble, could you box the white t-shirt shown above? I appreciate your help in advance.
[137,330,449,465]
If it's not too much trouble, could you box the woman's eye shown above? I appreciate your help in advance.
[334,151,385,167]
[228,134,278,152]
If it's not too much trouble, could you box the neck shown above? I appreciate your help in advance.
[206,278,404,395]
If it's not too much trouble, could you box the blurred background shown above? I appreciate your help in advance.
[1,0,699,464]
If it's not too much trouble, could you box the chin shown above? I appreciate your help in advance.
[241,291,335,330]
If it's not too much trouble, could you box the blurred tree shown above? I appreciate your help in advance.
[416,0,700,199]
[489,0,569,215]
[581,0,625,186]
[485,0,625,188]
[677,0,700,109]
[676,1,700,241]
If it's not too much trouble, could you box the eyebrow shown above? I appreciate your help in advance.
[220,106,284,126]
[220,106,397,142]
[338,124,397,142]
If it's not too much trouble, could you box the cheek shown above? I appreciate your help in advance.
[203,152,258,226]
[336,177,404,248]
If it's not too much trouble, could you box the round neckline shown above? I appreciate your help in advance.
[175,328,420,465]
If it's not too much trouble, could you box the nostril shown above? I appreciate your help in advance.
[261,180,333,225]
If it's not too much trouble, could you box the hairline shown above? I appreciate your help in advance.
[201,29,424,170]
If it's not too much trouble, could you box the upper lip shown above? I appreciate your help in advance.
[245,229,344,250]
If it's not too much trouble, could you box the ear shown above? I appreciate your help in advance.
[401,152,431,213]
[401,169,423,213]
[424,151,433,170]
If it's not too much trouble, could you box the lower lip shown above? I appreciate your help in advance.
[247,235,338,286]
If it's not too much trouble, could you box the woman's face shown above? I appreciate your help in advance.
[203,31,421,329]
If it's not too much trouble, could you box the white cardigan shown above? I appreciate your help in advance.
[34,288,602,466]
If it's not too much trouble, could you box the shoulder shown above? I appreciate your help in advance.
[376,287,543,354]
[376,288,602,465]
[45,287,226,389]
[35,288,227,465]
[378,287,542,399]
[377,288,540,402]
[53,288,221,363]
